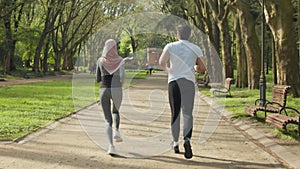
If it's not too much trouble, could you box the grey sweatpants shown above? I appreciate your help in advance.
[168,78,195,142]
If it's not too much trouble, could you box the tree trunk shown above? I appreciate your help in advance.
[193,0,221,82]
[43,35,51,74]
[234,12,247,88]
[2,8,14,75]
[212,22,220,54]
[33,0,58,73]
[298,0,300,59]
[62,50,68,70]
[130,36,137,54]
[62,49,75,71]
[219,19,233,78]
[54,52,62,71]
[206,0,234,79]
[34,32,47,73]
[67,48,76,70]
[236,0,261,89]
[264,0,300,97]
[271,36,277,84]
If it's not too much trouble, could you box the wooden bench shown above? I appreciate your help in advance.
[196,71,209,87]
[266,107,300,139]
[210,78,234,96]
[245,85,291,117]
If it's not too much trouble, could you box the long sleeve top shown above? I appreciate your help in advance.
[96,59,125,88]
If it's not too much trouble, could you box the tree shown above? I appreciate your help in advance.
[52,0,100,71]
[232,8,247,88]
[192,0,223,83]
[264,0,300,97]
[33,0,62,73]
[232,0,261,89]
[206,0,234,79]
[161,0,223,82]
[1,0,24,75]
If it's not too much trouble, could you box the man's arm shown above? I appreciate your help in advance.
[159,50,170,73]
[196,57,206,73]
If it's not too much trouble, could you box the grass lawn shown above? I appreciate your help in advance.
[0,70,149,141]
[199,81,300,141]
[1,69,299,141]
[0,80,75,140]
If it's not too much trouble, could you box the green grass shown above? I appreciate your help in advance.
[198,80,300,141]
[125,69,150,79]
[0,69,72,80]
[0,70,149,141]
[2,68,298,141]
[0,80,75,140]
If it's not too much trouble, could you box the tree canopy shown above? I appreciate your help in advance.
[1,0,300,96]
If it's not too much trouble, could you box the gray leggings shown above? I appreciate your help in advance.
[100,87,122,145]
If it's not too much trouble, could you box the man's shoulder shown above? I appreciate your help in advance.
[185,41,203,56]
[164,41,177,50]
[185,41,199,48]
[167,41,180,46]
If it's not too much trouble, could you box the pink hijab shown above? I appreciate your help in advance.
[100,39,124,75]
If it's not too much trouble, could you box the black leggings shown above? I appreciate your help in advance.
[168,78,195,142]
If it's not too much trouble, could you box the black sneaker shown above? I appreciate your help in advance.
[183,140,193,159]
[173,145,180,154]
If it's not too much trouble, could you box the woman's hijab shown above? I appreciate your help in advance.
[100,39,124,75]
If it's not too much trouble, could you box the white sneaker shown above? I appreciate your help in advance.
[172,141,179,147]
[170,141,180,153]
[107,145,116,156]
[114,130,123,142]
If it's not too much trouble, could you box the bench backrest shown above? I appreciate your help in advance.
[271,85,291,106]
[224,78,234,90]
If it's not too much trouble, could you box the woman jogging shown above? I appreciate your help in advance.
[96,39,125,156]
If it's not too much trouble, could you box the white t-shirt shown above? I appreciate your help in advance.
[162,40,203,83]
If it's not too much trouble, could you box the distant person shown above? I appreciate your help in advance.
[159,24,206,159]
[96,39,125,156]
[149,65,153,75]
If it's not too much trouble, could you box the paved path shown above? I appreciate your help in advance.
[0,72,298,169]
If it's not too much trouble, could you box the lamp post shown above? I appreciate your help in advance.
[259,0,266,106]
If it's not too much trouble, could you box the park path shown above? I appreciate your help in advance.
[0,71,298,169]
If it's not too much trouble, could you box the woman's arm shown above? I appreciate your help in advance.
[119,64,125,85]
[96,61,102,83]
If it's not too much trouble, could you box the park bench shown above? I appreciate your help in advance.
[266,107,300,139]
[196,71,209,87]
[210,78,234,96]
[245,85,291,117]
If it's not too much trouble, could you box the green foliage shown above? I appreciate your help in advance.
[15,26,41,66]
[118,36,132,57]
[118,33,171,58]
[273,127,299,141]
[136,33,171,49]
